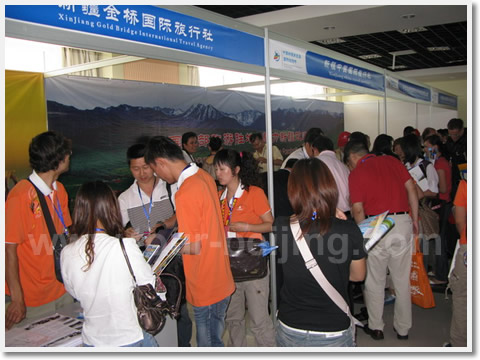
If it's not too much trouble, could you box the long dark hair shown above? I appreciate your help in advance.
[288,158,338,235]
[401,134,422,164]
[213,149,260,190]
[70,181,124,271]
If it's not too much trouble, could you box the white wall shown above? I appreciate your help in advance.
[344,100,457,141]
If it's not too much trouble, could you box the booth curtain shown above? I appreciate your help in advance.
[62,48,102,77]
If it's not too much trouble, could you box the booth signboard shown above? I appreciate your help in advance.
[269,40,307,74]
[5,5,264,67]
[306,51,385,92]
[269,39,385,92]
[386,76,431,102]
[431,90,458,109]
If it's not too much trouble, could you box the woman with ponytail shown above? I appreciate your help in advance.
[273,158,366,347]
[60,181,157,347]
[214,149,276,347]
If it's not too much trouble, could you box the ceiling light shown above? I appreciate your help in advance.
[427,46,451,52]
[388,65,407,70]
[323,26,336,31]
[389,49,417,56]
[358,54,382,60]
[397,27,428,34]
[401,14,416,20]
[316,38,346,45]
[446,59,465,64]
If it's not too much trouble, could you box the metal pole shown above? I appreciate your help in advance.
[384,70,388,134]
[263,28,277,324]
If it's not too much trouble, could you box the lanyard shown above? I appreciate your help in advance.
[221,197,237,226]
[49,195,69,236]
[137,177,157,232]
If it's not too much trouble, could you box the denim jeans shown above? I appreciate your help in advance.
[192,296,230,347]
[83,330,158,347]
[275,320,355,347]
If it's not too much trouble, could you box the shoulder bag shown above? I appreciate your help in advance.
[119,237,182,336]
[289,220,362,341]
[226,237,268,282]
[28,179,67,283]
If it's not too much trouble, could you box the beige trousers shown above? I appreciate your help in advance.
[225,273,276,347]
[364,214,413,336]
[449,244,467,347]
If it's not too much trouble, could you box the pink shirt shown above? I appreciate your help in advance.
[317,150,351,212]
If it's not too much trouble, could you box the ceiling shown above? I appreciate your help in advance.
[196,5,467,82]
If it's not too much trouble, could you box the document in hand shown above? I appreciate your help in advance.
[358,211,395,252]
[408,165,429,191]
[145,232,188,275]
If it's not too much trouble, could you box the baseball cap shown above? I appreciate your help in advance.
[337,131,351,147]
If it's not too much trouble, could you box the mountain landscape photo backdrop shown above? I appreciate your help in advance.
[45,75,344,203]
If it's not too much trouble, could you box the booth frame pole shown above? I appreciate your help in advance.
[383,70,388,134]
[264,28,277,324]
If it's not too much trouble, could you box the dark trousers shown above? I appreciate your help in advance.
[177,302,192,347]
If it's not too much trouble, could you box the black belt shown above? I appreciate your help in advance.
[367,211,408,217]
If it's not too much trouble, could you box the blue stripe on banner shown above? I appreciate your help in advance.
[6,5,265,67]
[397,80,431,102]
[438,93,457,108]
[306,51,385,91]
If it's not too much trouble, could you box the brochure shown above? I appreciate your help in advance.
[358,210,395,252]
[5,313,83,347]
[408,165,429,192]
[149,232,188,275]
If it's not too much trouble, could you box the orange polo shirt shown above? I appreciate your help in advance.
[5,180,70,307]
[176,168,235,307]
[453,180,467,245]
[220,185,271,240]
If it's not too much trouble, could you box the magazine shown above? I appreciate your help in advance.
[408,165,429,192]
[5,313,83,347]
[358,211,395,252]
[148,232,188,275]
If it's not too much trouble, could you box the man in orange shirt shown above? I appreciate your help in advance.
[5,131,74,330]
[145,136,234,347]
[445,180,467,347]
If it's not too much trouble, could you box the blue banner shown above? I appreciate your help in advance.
[6,5,264,67]
[438,93,457,108]
[305,51,385,91]
[397,79,431,102]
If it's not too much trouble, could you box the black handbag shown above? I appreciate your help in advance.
[226,237,268,282]
[119,238,182,336]
[28,179,67,283]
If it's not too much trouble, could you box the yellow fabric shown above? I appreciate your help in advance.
[5,70,47,179]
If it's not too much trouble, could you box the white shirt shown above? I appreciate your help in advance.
[281,146,309,169]
[118,177,177,231]
[60,235,155,347]
[407,158,439,193]
[316,150,351,212]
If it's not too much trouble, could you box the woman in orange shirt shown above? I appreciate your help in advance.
[214,149,276,347]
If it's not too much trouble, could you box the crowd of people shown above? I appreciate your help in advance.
[5,117,467,348]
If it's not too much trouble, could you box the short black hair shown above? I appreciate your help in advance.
[437,129,448,138]
[447,118,464,130]
[208,136,222,151]
[126,143,146,165]
[249,133,263,143]
[403,126,415,137]
[343,140,368,164]
[349,131,369,150]
[145,136,185,164]
[181,132,197,146]
[304,127,324,145]
[312,135,334,153]
[29,131,72,173]
[401,134,422,164]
